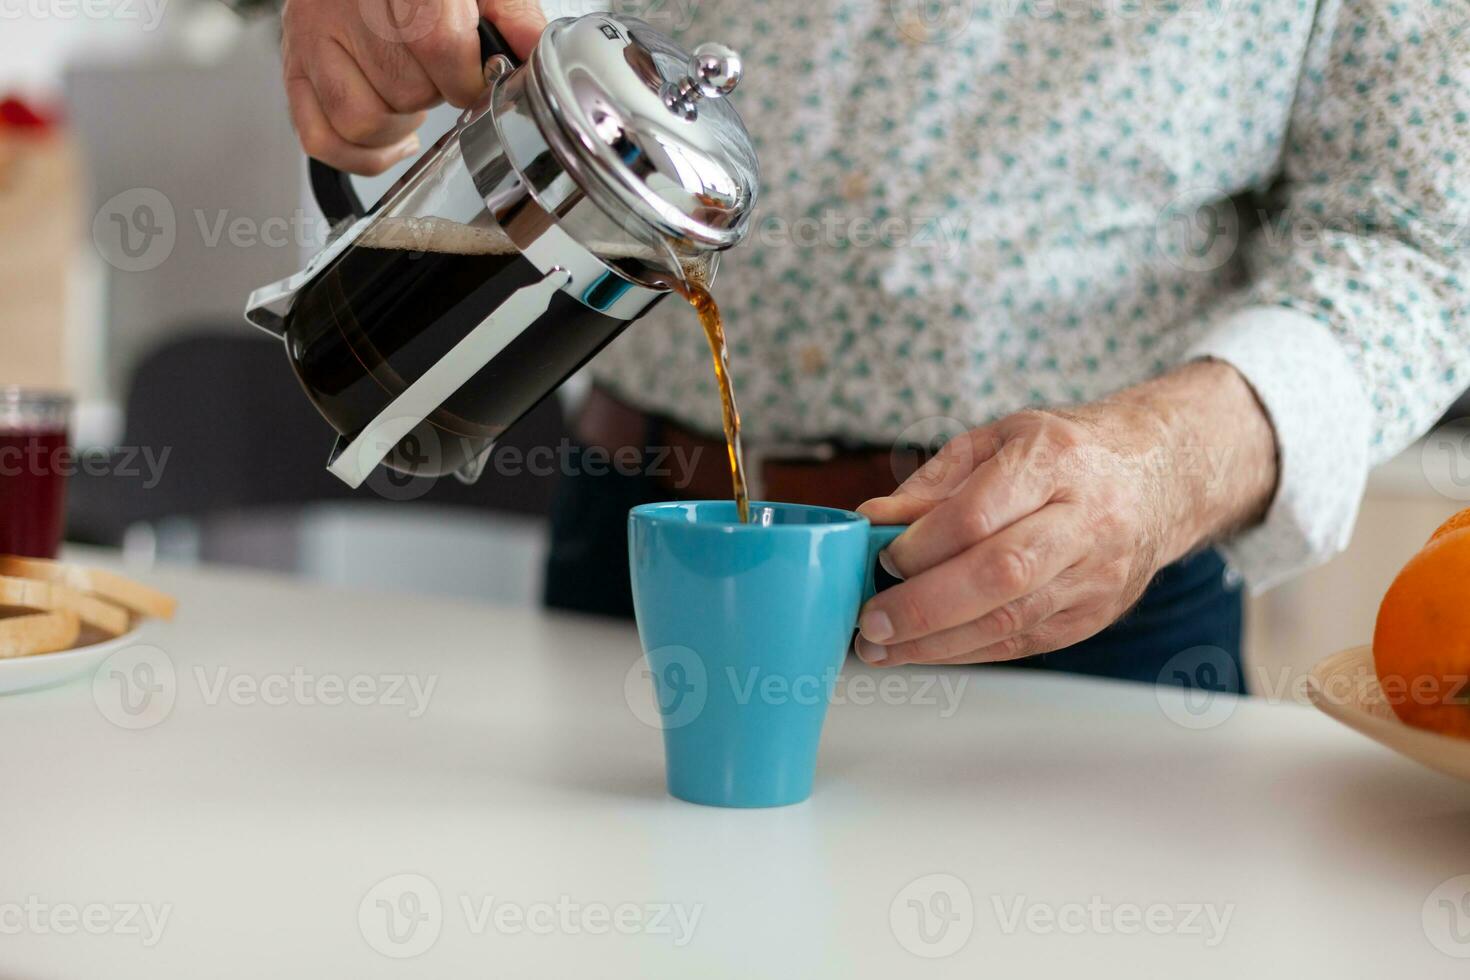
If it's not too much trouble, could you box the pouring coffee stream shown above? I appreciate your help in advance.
[673,276,751,525]
[244,14,759,515]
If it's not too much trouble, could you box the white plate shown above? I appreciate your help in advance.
[0,627,145,696]
[1307,645,1470,783]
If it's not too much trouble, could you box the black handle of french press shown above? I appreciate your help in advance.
[307,18,523,226]
[475,18,520,67]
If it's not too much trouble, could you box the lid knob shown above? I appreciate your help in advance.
[662,43,742,120]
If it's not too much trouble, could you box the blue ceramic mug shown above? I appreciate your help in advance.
[628,500,905,807]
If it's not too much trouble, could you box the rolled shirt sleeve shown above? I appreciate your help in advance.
[1187,306,1372,589]
[1185,0,1470,589]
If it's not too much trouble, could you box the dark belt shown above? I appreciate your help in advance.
[573,387,922,512]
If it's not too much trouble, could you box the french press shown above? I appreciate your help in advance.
[244,14,758,486]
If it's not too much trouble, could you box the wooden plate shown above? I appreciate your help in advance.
[1307,645,1470,783]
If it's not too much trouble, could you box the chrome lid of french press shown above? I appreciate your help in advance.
[525,16,759,251]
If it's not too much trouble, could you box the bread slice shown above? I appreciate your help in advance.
[0,575,131,637]
[0,609,81,659]
[0,556,175,621]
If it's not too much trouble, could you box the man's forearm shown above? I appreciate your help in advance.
[1106,359,1279,568]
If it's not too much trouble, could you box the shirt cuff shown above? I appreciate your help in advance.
[1183,305,1372,592]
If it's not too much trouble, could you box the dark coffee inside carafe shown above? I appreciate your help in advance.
[284,216,635,477]
[282,214,746,509]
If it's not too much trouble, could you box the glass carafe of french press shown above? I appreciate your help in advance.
[245,14,758,487]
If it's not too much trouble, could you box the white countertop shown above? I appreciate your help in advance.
[2,559,1467,977]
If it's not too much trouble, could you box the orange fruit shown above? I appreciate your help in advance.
[1374,526,1470,739]
[1428,506,1470,546]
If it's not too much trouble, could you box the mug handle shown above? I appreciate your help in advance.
[864,524,907,602]
[307,19,523,226]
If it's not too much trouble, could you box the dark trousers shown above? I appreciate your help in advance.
[543,445,1246,694]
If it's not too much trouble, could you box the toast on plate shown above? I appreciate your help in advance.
[0,609,82,659]
[0,555,176,620]
[0,574,131,637]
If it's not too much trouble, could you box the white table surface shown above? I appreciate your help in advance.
[2,558,1468,978]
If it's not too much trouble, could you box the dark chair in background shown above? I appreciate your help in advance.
[68,329,568,546]
[67,330,570,602]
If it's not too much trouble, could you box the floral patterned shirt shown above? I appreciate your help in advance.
[590,0,1470,588]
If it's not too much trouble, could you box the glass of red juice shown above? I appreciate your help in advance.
[0,388,71,558]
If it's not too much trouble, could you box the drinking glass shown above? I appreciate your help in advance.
[0,388,71,558]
